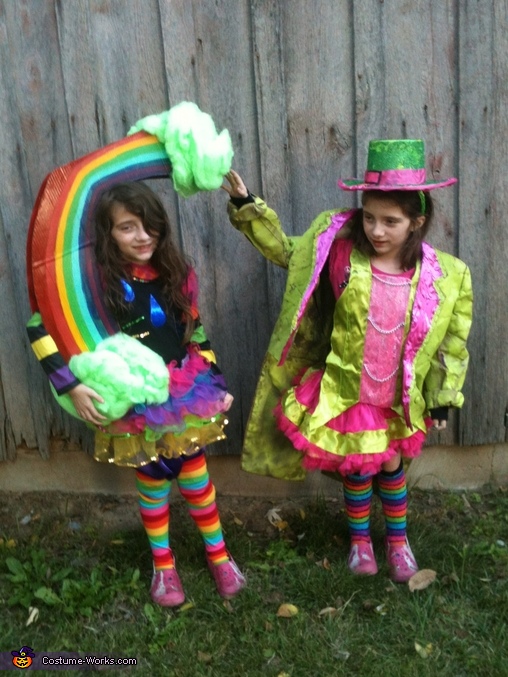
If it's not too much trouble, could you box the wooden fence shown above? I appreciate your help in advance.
[0,0,506,461]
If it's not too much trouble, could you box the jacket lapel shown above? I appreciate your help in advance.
[401,242,443,424]
[279,209,356,365]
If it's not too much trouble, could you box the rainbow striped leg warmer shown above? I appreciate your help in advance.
[135,472,175,570]
[343,474,373,543]
[377,462,408,545]
[176,452,229,565]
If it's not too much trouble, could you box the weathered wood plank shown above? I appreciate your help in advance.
[0,212,37,459]
[56,0,180,341]
[0,0,69,457]
[250,0,292,326]
[57,0,178,238]
[60,0,169,143]
[281,0,356,231]
[458,0,508,444]
[159,0,263,453]
[353,0,459,446]
[353,0,457,250]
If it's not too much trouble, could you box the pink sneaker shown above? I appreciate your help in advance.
[150,567,185,607]
[347,540,378,576]
[386,539,419,583]
[207,555,246,599]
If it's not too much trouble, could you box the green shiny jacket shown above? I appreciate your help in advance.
[228,197,473,480]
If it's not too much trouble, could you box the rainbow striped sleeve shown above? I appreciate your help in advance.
[26,313,80,394]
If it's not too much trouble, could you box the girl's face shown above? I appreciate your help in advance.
[362,195,423,265]
[110,202,158,265]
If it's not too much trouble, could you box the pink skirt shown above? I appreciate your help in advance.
[104,344,231,438]
[275,368,430,477]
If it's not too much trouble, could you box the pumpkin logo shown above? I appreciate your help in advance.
[11,646,35,669]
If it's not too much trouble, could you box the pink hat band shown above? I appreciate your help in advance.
[363,168,426,186]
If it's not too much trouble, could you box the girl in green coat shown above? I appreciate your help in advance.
[224,139,472,583]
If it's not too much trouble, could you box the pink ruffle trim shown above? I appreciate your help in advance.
[107,345,231,436]
[274,401,430,477]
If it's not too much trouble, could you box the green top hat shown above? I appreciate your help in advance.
[338,139,457,191]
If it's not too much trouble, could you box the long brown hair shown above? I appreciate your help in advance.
[94,182,196,342]
[347,190,434,270]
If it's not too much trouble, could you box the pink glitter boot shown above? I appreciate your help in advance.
[347,539,378,576]
[150,567,185,607]
[207,555,246,599]
[386,539,419,583]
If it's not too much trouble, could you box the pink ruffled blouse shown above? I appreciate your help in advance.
[360,265,414,407]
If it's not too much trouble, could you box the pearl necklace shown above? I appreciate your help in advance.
[364,269,410,383]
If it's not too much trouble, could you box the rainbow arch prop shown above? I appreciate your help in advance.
[27,131,171,362]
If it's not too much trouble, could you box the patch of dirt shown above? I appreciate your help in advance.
[0,491,337,539]
[1,488,502,544]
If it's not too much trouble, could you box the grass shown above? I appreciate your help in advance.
[0,488,507,676]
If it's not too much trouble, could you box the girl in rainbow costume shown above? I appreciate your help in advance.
[27,104,245,606]
[224,139,472,582]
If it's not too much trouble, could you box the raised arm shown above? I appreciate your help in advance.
[222,170,249,200]
[223,171,292,269]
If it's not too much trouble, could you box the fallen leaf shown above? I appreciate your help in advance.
[26,606,39,626]
[299,508,306,519]
[315,557,331,570]
[408,569,437,591]
[441,572,459,585]
[276,603,298,618]
[266,508,283,526]
[178,602,195,613]
[375,604,387,616]
[264,621,273,632]
[414,641,433,658]
[222,600,233,613]
[461,494,472,511]
[318,606,338,617]
[110,539,124,545]
[333,650,350,661]
[233,516,243,526]
[197,651,212,663]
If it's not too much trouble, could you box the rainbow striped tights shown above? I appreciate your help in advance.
[135,450,229,570]
[343,462,408,545]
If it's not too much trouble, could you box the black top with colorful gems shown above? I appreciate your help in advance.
[119,277,208,365]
